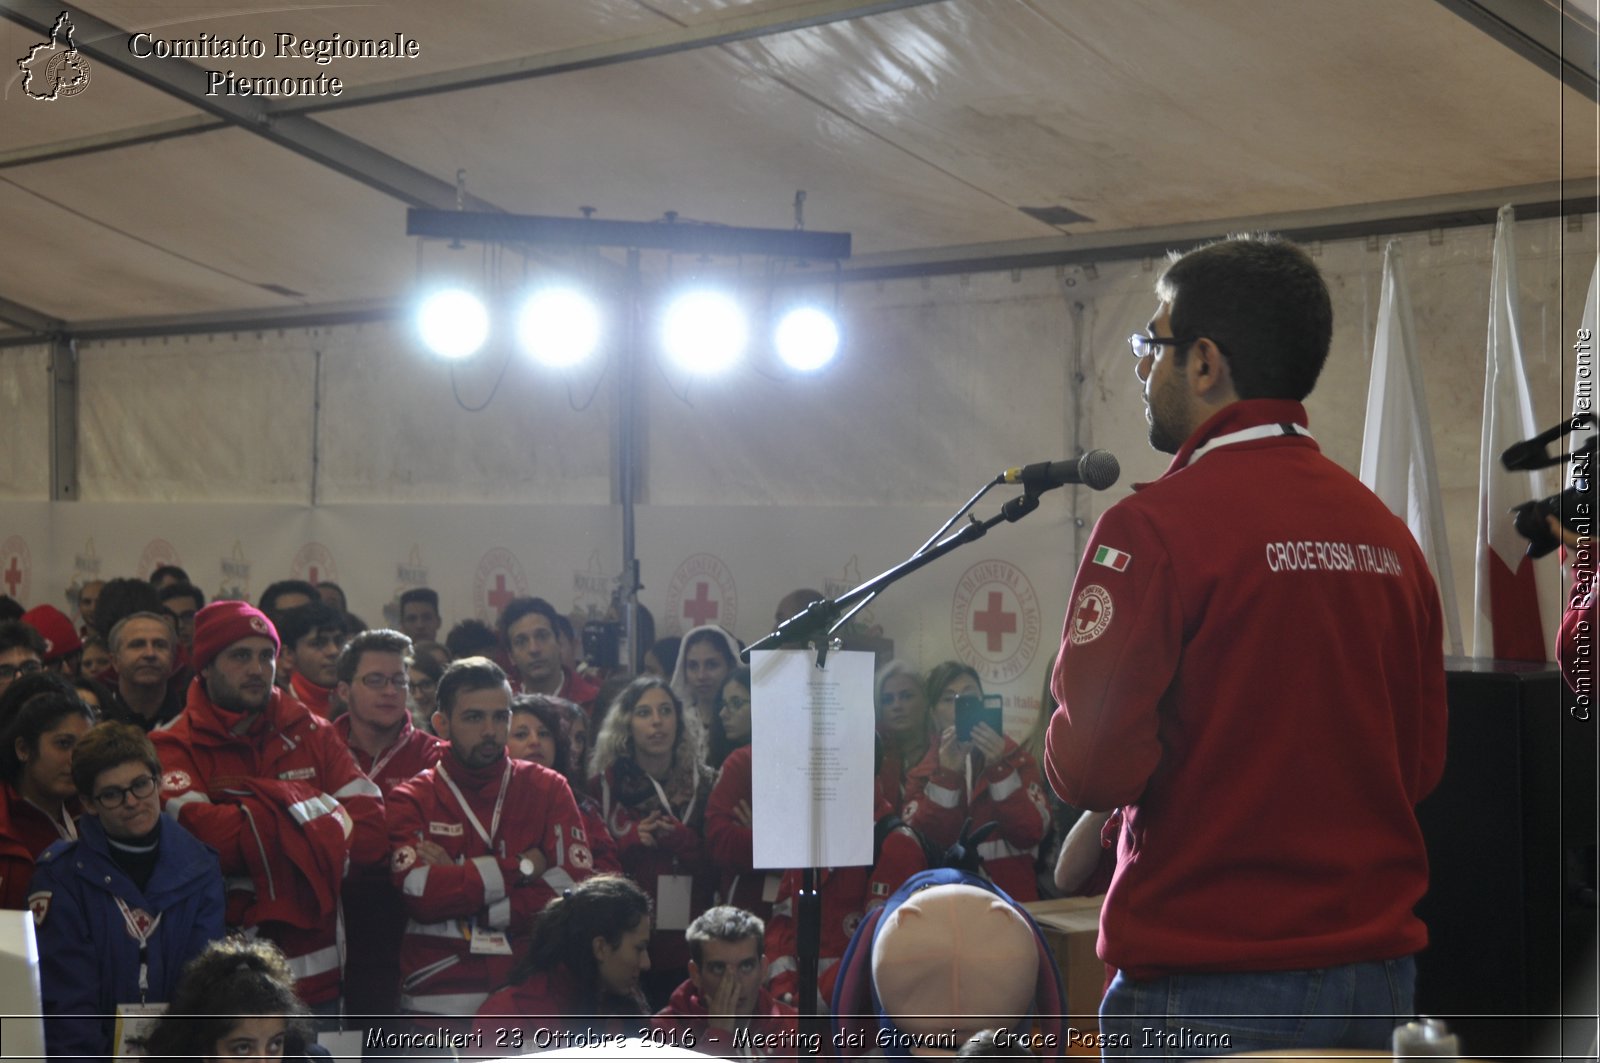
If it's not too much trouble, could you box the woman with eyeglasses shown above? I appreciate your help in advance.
[405,648,445,733]
[29,721,225,1063]
[0,674,96,910]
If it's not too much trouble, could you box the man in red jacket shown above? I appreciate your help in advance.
[1046,236,1448,1055]
[153,600,387,1014]
[652,905,797,1058]
[333,627,446,1018]
[386,656,594,1029]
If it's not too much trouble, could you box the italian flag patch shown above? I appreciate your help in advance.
[1092,545,1131,572]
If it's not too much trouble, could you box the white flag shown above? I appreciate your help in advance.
[1359,239,1463,655]
[1473,205,1547,661]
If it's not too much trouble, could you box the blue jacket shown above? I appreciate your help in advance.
[31,812,225,1063]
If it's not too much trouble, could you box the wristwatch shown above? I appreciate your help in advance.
[518,856,537,882]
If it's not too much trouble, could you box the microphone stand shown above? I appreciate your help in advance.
[742,483,1047,1037]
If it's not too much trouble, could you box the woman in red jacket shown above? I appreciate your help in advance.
[509,694,621,874]
[1,675,94,909]
[900,661,1052,901]
[591,676,716,1008]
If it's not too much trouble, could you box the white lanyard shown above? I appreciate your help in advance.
[26,799,77,841]
[436,761,512,851]
[114,897,163,1002]
[642,763,699,822]
[366,729,410,783]
[1183,422,1311,468]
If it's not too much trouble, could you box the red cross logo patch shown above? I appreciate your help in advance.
[1070,585,1114,645]
[27,891,50,926]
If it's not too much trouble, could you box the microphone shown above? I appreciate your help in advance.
[1000,450,1121,492]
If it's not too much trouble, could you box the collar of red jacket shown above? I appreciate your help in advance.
[182,677,297,742]
[442,748,512,791]
[1150,398,1310,483]
[289,670,333,715]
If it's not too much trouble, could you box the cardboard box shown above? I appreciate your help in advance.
[1022,895,1107,1043]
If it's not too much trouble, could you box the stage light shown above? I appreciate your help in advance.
[517,287,602,368]
[661,290,747,373]
[774,307,840,371]
[416,288,489,360]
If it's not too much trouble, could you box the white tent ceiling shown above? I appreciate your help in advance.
[1,0,1596,339]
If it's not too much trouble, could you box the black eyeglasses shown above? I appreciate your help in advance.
[358,673,411,691]
[93,773,157,809]
[0,660,43,682]
[1128,332,1198,361]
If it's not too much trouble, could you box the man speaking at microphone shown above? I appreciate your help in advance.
[1045,235,1447,1055]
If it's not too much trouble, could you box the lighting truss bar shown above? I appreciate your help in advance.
[407,209,851,260]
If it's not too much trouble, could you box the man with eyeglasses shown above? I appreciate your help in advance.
[152,600,387,1015]
[31,721,224,1063]
[0,619,46,700]
[651,905,796,1053]
[1045,236,1448,1054]
[333,628,446,1021]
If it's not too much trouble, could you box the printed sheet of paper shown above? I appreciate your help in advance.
[750,648,875,869]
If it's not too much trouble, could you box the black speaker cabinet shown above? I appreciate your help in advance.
[1413,659,1597,1060]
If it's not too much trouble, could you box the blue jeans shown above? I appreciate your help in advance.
[1098,956,1415,1059]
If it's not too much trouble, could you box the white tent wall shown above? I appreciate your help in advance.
[1,213,1591,733]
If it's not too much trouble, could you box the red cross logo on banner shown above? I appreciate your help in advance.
[683,582,720,626]
[2,557,21,596]
[972,591,1017,653]
[665,554,737,635]
[474,548,530,625]
[488,574,514,614]
[950,558,1042,685]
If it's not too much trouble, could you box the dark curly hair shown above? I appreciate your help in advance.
[142,937,312,1063]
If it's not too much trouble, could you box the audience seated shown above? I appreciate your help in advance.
[0,675,95,908]
[32,722,224,1063]
[651,905,797,1056]
[591,675,715,1008]
[385,657,594,1028]
[473,874,652,1047]
[143,937,328,1063]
